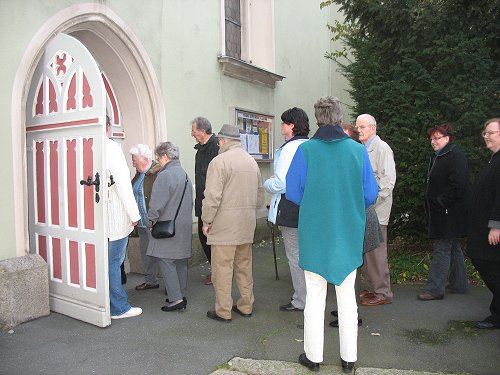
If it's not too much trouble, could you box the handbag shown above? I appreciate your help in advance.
[151,174,188,239]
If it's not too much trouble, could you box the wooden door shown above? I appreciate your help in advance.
[26,33,110,327]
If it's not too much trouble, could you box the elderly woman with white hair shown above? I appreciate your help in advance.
[147,141,193,312]
[129,144,162,291]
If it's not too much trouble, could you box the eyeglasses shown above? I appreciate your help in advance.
[482,130,500,138]
[430,135,447,142]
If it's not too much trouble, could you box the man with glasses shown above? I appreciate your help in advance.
[191,116,219,285]
[468,118,500,329]
[202,124,263,322]
[356,114,396,306]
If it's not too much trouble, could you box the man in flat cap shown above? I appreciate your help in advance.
[202,124,263,322]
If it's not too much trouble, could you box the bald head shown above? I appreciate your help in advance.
[356,114,377,144]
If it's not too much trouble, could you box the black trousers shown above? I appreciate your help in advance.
[471,258,500,324]
[197,217,211,264]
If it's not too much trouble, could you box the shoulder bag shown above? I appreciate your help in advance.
[151,174,188,239]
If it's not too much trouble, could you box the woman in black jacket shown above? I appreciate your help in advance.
[418,123,469,301]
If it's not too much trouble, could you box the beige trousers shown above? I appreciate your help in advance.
[211,244,254,319]
[361,225,393,301]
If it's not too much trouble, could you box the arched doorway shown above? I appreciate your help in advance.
[12,4,165,258]
[13,5,165,326]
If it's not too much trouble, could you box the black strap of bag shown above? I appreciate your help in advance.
[173,174,189,220]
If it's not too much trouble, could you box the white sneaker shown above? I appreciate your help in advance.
[111,307,142,320]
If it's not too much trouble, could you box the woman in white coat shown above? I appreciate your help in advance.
[264,107,309,311]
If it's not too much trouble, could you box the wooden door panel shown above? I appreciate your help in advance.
[26,33,109,327]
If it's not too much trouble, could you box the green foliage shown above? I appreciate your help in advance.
[388,238,484,285]
[323,0,500,239]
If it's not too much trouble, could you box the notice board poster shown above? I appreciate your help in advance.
[233,108,274,161]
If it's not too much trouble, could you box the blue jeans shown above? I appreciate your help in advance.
[109,237,132,316]
[424,238,468,297]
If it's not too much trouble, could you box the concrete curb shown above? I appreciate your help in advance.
[210,357,456,375]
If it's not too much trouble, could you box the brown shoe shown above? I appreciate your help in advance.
[359,289,374,300]
[360,295,392,306]
[135,283,160,291]
[204,274,213,285]
[417,291,444,301]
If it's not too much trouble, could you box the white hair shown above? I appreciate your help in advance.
[356,114,377,128]
[129,144,153,161]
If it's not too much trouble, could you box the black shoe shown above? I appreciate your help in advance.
[298,353,319,372]
[232,305,252,317]
[279,302,304,312]
[341,359,355,373]
[135,283,160,291]
[207,310,231,323]
[474,318,500,330]
[417,291,444,301]
[329,318,362,327]
[331,310,338,317]
[166,297,187,305]
[161,299,186,312]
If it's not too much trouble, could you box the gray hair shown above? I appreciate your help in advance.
[191,116,212,134]
[484,117,500,130]
[155,141,179,160]
[314,96,343,126]
[129,144,153,161]
[356,114,377,128]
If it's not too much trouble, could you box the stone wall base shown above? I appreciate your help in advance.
[0,254,50,330]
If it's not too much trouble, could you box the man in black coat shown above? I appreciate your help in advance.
[418,123,470,301]
[191,116,219,285]
[468,118,500,329]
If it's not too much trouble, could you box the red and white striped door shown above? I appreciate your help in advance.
[26,33,110,327]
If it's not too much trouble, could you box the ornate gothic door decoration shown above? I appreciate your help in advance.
[26,33,110,327]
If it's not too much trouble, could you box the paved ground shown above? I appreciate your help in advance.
[1,238,499,375]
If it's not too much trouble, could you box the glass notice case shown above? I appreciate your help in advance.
[231,107,274,161]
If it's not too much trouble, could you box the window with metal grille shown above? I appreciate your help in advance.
[225,0,241,60]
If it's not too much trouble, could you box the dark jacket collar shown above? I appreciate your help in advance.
[435,142,455,157]
[194,134,217,150]
[312,124,348,141]
[489,150,500,163]
[279,135,309,148]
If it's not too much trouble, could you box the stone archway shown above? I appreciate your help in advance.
[12,4,165,256]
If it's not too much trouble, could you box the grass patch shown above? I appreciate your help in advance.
[259,328,286,345]
[388,238,484,286]
[446,320,479,338]
[403,328,451,345]
[402,320,479,346]
[213,362,232,371]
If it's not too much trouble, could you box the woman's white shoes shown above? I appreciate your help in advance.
[111,306,142,319]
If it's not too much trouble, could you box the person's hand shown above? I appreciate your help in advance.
[202,224,211,236]
[132,221,138,227]
[488,228,500,246]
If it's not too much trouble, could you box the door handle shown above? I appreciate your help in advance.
[80,173,101,203]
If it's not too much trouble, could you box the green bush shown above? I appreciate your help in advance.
[322,0,500,239]
[388,238,483,286]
